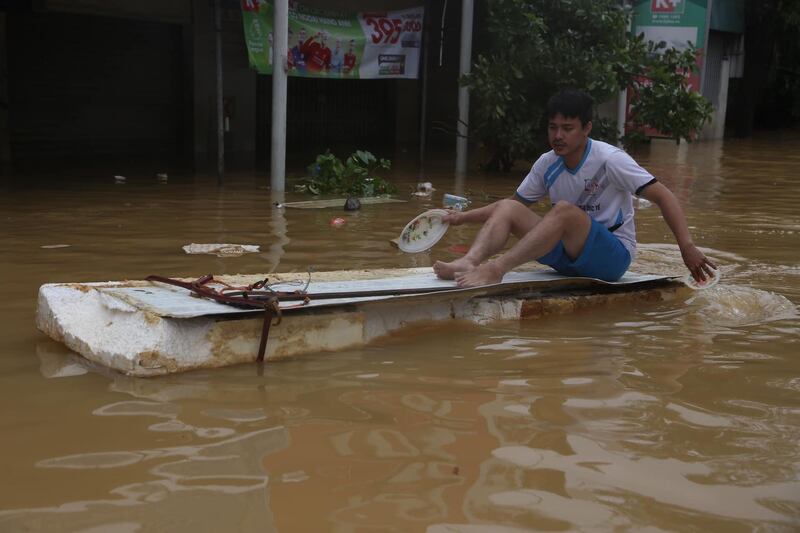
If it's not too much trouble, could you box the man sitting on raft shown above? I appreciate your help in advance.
[434,88,717,287]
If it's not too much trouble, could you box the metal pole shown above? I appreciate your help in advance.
[270,0,288,193]
[454,0,473,181]
[616,88,627,147]
[699,0,714,95]
[418,2,431,179]
[214,0,224,186]
[713,57,731,139]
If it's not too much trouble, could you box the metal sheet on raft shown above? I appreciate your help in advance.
[96,271,674,319]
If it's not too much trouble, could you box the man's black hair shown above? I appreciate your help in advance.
[546,89,594,126]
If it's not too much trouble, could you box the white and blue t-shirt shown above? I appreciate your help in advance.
[515,138,656,259]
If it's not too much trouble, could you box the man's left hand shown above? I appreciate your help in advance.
[680,243,717,282]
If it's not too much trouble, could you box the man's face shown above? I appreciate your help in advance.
[548,113,591,159]
[298,30,306,45]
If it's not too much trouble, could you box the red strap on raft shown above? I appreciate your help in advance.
[145,274,308,363]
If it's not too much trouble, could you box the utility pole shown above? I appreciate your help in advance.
[214,0,224,185]
[270,0,288,193]
[418,3,431,180]
[454,0,474,182]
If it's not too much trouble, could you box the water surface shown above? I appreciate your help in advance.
[1,134,799,531]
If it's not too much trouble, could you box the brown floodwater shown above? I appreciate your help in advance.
[1,133,799,532]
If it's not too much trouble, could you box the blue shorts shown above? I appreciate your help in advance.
[537,218,631,282]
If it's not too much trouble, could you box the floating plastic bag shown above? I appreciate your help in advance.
[182,243,260,257]
[442,193,470,211]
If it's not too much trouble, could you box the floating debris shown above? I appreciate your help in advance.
[442,193,469,210]
[330,217,347,228]
[344,197,361,211]
[412,181,435,198]
[182,243,260,257]
[282,471,310,483]
[283,197,406,209]
[40,244,71,249]
[114,175,127,183]
[156,173,168,182]
[447,244,470,255]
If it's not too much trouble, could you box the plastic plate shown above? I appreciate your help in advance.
[398,209,450,253]
[683,268,721,290]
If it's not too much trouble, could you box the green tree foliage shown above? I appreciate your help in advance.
[625,39,714,146]
[464,0,712,170]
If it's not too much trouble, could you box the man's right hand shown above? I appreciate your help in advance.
[442,210,467,226]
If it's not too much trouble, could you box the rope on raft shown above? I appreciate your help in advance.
[145,273,311,363]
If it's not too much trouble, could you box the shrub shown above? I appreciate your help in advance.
[295,150,395,196]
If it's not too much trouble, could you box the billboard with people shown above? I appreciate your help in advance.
[241,0,424,79]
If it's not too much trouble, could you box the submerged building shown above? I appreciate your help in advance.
[0,0,746,176]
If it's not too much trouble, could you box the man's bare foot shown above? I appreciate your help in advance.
[454,262,504,288]
[433,257,479,280]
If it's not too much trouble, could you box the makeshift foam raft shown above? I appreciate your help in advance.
[36,267,685,377]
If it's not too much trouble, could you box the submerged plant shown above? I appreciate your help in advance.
[295,150,395,197]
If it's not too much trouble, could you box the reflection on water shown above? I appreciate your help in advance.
[490,436,793,523]
[2,421,285,531]
[2,134,800,531]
